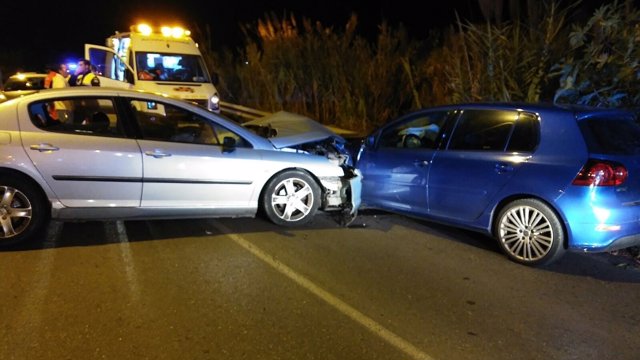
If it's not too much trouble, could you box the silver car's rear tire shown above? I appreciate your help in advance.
[262,170,320,226]
[0,176,48,247]
[495,199,565,266]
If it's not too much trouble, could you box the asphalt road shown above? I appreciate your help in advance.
[1,211,639,360]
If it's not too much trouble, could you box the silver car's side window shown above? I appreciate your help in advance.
[209,122,252,148]
[28,98,123,137]
[129,100,250,147]
[378,111,449,149]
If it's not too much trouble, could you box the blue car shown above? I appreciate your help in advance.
[356,103,640,266]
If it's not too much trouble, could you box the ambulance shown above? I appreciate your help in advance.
[85,24,220,111]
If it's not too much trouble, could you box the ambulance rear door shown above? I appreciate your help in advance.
[85,44,135,89]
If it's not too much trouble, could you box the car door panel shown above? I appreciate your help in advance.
[20,97,143,208]
[359,110,451,214]
[137,140,264,208]
[428,151,521,220]
[360,148,433,214]
[427,109,522,221]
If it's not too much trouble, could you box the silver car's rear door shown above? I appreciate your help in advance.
[19,96,143,208]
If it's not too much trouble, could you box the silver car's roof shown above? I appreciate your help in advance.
[0,87,276,150]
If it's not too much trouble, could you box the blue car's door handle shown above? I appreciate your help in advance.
[413,160,430,167]
[495,163,514,173]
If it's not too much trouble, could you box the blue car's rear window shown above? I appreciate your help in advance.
[579,116,640,155]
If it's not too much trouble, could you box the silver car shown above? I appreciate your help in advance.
[0,73,47,103]
[0,87,360,246]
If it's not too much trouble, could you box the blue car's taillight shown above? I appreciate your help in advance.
[572,159,628,186]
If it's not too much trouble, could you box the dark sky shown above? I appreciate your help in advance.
[0,0,623,73]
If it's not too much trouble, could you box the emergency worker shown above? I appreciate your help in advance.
[43,63,70,121]
[44,63,68,89]
[59,64,71,82]
[74,59,100,86]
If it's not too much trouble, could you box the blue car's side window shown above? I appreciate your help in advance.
[506,112,540,153]
[378,111,450,150]
[448,110,518,151]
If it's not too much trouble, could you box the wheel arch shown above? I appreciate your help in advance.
[0,167,51,213]
[491,194,569,250]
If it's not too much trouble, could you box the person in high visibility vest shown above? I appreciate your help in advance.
[43,63,70,121]
[73,59,100,87]
[59,63,71,83]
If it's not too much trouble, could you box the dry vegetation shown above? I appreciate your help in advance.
[201,1,640,263]
[208,1,639,134]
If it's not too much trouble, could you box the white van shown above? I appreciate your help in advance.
[85,24,220,111]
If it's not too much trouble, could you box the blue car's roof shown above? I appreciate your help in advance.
[407,102,636,122]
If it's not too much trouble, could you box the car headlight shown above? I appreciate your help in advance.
[210,94,220,105]
[0,94,6,101]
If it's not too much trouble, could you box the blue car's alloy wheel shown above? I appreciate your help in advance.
[496,199,565,266]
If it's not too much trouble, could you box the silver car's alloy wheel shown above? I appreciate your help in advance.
[0,186,33,239]
[499,205,554,262]
[270,178,314,222]
[262,170,320,226]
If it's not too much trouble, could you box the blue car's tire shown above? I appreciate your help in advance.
[495,199,566,266]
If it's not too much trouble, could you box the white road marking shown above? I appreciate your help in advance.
[105,221,140,302]
[211,220,435,360]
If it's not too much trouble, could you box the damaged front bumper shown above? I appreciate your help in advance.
[318,168,362,225]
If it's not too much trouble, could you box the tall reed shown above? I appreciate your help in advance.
[208,1,640,132]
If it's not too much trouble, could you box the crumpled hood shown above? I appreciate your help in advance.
[243,111,345,148]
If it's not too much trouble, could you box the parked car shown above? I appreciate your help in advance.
[0,87,360,246]
[356,104,640,266]
[0,73,47,103]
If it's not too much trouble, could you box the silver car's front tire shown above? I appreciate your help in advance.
[262,170,320,226]
[0,176,48,247]
[496,199,565,266]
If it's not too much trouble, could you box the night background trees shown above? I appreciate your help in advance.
[201,1,638,131]
[2,1,639,131]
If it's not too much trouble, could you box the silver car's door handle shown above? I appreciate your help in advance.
[30,143,60,152]
[144,150,172,158]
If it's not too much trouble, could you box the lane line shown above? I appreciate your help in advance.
[105,221,140,302]
[210,220,435,360]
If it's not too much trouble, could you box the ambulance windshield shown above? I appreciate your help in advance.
[135,52,210,83]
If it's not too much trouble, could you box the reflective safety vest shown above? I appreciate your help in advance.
[76,72,100,86]
[44,71,56,89]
